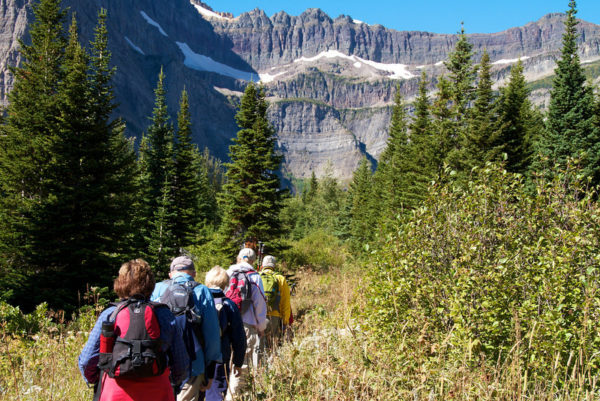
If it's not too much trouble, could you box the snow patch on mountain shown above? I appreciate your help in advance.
[176,42,282,83]
[140,11,168,37]
[192,3,230,20]
[492,56,530,65]
[125,37,145,55]
[294,50,414,79]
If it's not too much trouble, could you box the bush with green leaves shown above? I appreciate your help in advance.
[365,163,600,383]
[0,301,52,336]
[282,230,348,271]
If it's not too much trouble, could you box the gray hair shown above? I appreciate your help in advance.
[205,265,230,291]
[237,247,256,263]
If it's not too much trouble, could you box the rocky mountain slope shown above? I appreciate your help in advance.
[1,0,599,180]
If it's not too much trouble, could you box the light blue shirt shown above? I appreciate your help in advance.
[151,273,222,377]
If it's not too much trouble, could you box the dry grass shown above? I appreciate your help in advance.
[0,265,598,400]
[250,265,600,401]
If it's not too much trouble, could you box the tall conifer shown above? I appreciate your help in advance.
[219,83,285,252]
[0,0,66,278]
[143,68,176,206]
[347,158,375,252]
[494,60,539,174]
[173,89,202,248]
[444,26,477,173]
[537,1,600,183]
[375,89,410,217]
[460,51,498,171]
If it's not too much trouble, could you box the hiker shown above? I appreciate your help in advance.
[225,247,267,397]
[258,255,291,349]
[152,256,222,401]
[202,266,247,401]
[78,259,189,401]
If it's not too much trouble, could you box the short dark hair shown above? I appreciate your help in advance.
[113,259,155,299]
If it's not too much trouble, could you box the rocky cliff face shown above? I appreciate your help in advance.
[1,0,599,180]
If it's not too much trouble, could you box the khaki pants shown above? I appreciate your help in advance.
[226,324,260,401]
[178,374,205,401]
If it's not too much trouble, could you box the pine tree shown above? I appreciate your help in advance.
[173,89,202,248]
[460,50,498,171]
[219,83,285,252]
[140,69,178,263]
[304,171,319,204]
[0,0,66,278]
[494,60,538,174]
[144,68,176,206]
[430,76,455,179]
[445,25,477,123]
[146,177,178,277]
[347,158,375,253]
[375,89,410,217]
[406,72,435,203]
[444,25,477,173]
[536,1,600,183]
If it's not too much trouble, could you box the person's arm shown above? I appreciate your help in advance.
[278,276,292,325]
[78,308,114,384]
[156,307,189,386]
[251,273,268,333]
[228,300,247,368]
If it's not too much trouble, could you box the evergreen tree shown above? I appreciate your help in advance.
[143,68,176,206]
[460,51,498,171]
[173,89,202,248]
[140,69,178,263]
[87,9,138,259]
[430,76,455,179]
[445,25,477,123]
[347,158,375,252]
[0,0,66,279]
[0,7,138,309]
[536,1,600,183]
[219,83,285,252]
[494,60,538,174]
[131,134,153,254]
[304,171,319,204]
[444,25,477,173]
[406,72,435,204]
[146,177,178,277]
[375,89,410,217]
[410,72,432,141]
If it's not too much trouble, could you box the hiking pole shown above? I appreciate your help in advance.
[258,241,264,267]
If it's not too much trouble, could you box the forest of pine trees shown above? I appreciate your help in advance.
[1,0,600,315]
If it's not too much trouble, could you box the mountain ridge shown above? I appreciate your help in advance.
[1,0,599,180]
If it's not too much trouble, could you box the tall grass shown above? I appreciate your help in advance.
[1,262,598,400]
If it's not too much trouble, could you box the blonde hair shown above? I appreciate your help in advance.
[205,265,230,291]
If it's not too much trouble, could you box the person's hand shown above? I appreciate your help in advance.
[200,378,213,391]
[258,328,265,337]
[232,366,242,377]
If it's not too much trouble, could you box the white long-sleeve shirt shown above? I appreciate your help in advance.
[227,262,268,332]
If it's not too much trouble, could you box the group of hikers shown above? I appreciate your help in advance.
[78,246,293,401]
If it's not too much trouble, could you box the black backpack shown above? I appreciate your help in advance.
[157,280,204,358]
[212,295,231,338]
[98,298,168,379]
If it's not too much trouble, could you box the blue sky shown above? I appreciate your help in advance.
[211,0,600,34]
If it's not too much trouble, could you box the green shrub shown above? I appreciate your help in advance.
[0,301,52,335]
[282,231,348,271]
[365,163,600,383]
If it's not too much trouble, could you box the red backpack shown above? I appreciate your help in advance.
[226,270,255,313]
[97,298,168,378]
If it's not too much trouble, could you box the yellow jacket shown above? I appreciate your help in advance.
[261,268,291,325]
